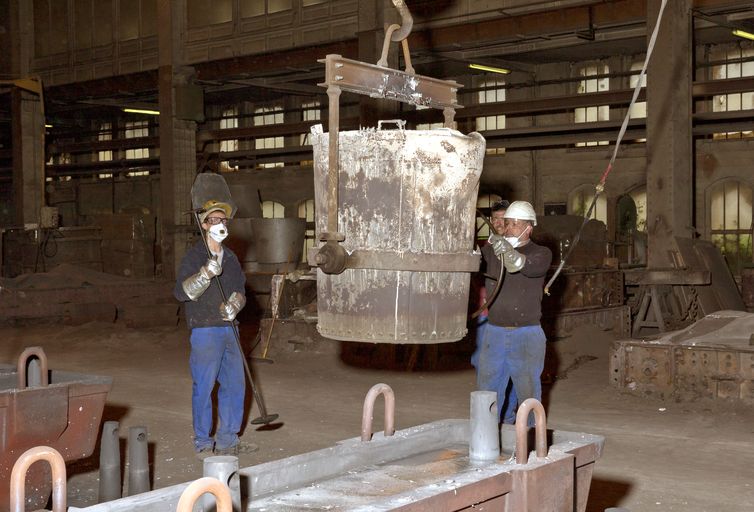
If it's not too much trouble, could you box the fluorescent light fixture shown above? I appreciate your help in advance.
[44,124,53,128]
[123,108,160,115]
[469,63,511,75]
[732,29,754,41]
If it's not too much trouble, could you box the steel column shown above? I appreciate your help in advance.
[645,0,694,267]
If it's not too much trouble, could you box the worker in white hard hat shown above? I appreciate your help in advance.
[471,200,552,426]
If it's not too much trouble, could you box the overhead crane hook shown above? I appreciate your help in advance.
[377,0,415,73]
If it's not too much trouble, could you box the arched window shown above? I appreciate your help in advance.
[709,179,753,275]
[476,193,502,239]
[568,184,607,224]
[628,185,647,233]
[262,201,285,219]
[298,199,316,262]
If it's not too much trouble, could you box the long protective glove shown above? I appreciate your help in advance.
[489,234,527,273]
[489,234,512,257]
[502,249,526,273]
[182,258,222,300]
[220,291,246,321]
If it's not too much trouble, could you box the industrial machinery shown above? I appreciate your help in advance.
[611,310,754,403]
[534,215,630,339]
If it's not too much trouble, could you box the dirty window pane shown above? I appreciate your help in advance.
[269,0,292,13]
[741,234,753,264]
[740,184,753,232]
[188,0,231,26]
[93,0,113,46]
[75,0,92,49]
[140,0,156,36]
[240,0,264,17]
[710,185,724,230]
[262,201,285,219]
[568,185,607,224]
[724,181,739,229]
[298,199,316,262]
[33,0,51,57]
[50,0,69,52]
[119,0,139,40]
[629,186,647,232]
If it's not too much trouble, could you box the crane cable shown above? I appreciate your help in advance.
[471,209,505,320]
[544,0,669,296]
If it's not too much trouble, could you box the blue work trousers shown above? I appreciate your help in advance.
[189,326,245,451]
[471,323,546,425]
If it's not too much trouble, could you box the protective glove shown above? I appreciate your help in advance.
[200,257,222,279]
[182,258,222,300]
[220,291,246,321]
[502,250,527,273]
[488,234,513,257]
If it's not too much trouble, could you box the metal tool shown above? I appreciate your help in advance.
[257,243,297,363]
[192,209,279,426]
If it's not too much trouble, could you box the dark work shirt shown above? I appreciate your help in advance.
[173,241,246,329]
[482,240,552,327]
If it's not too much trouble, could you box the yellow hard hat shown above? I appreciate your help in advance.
[199,200,233,222]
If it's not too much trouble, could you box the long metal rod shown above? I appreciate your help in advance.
[324,84,341,239]
[192,211,278,425]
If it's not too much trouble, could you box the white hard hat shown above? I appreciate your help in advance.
[503,201,537,226]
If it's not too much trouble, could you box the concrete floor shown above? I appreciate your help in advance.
[1,321,752,511]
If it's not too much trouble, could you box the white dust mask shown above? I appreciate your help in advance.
[208,223,228,243]
[504,225,531,248]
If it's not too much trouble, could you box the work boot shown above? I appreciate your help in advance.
[214,441,259,456]
[195,446,214,460]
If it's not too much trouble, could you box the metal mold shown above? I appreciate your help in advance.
[0,348,112,511]
[69,397,604,512]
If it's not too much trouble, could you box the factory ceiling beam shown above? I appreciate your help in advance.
[43,0,744,112]
[196,118,359,147]
[193,40,358,83]
[408,0,644,53]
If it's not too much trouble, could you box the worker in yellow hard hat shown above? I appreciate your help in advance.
[173,199,256,458]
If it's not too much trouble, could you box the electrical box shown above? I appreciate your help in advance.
[40,206,59,228]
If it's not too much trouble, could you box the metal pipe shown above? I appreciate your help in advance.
[176,477,233,512]
[127,426,150,496]
[16,346,48,388]
[514,398,548,464]
[98,421,122,503]
[10,446,66,512]
[469,391,500,462]
[202,456,241,512]
[361,383,396,442]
